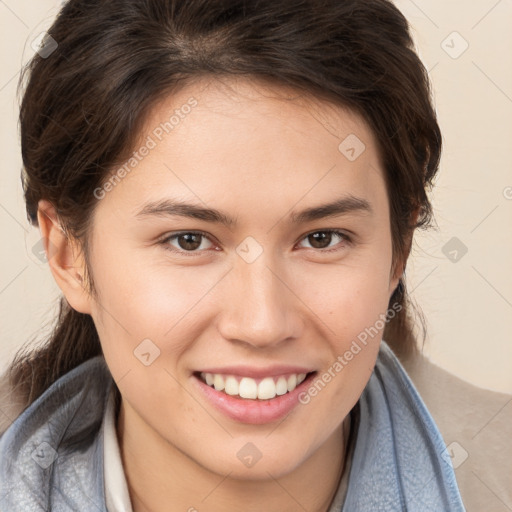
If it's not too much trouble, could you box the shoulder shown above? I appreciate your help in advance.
[401,351,512,511]
[0,369,27,438]
[0,356,112,510]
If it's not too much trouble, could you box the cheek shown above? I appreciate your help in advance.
[295,254,394,336]
[296,262,393,417]
[90,242,218,334]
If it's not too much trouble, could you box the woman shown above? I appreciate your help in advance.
[0,0,466,510]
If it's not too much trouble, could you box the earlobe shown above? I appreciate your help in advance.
[388,208,418,300]
[388,256,405,302]
[37,200,93,314]
[388,254,401,292]
[389,273,402,302]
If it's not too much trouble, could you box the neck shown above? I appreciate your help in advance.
[117,404,351,512]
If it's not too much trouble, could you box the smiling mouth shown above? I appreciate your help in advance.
[194,371,317,400]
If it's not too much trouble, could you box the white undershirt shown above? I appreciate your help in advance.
[103,387,134,512]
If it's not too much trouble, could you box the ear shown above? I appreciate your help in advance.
[388,264,401,301]
[388,206,421,299]
[37,200,93,314]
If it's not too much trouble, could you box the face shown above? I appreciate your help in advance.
[80,77,399,479]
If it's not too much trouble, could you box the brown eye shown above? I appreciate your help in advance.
[307,232,334,249]
[297,230,351,252]
[161,231,215,254]
[176,233,202,250]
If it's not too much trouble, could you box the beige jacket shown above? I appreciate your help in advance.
[1,353,510,511]
[401,354,512,512]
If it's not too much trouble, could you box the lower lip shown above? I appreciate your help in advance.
[193,373,316,425]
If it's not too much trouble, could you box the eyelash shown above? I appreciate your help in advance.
[158,229,353,256]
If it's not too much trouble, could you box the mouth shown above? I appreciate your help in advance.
[192,368,318,424]
[194,371,317,400]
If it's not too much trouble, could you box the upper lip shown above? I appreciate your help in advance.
[195,365,315,379]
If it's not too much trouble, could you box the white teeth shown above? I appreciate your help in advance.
[239,377,258,399]
[276,377,288,396]
[224,376,239,396]
[200,372,310,400]
[258,377,277,400]
[213,374,225,391]
[287,374,297,392]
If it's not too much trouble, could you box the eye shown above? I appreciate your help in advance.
[160,231,216,254]
[158,228,352,256]
[296,229,352,252]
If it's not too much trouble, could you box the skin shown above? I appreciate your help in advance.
[39,76,403,512]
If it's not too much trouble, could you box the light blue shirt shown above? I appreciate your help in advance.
[0,341,466,511]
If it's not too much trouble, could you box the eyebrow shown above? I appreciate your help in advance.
[135,194,373,227]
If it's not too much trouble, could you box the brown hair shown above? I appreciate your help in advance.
[9,0,440,408]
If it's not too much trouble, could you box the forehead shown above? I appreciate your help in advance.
[98,76,388,222]
[142,75,376,151]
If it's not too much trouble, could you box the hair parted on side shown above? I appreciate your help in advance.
[8,0,441,409]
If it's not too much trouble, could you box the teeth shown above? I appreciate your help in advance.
[224,376,239,396]
[200,372,309,400]
[258,377,276,400]
[239,377,258,399]
[213,374,225,391]
[287,374,297,392]
[275,377,288,396]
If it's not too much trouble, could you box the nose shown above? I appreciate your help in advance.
[216,255,303,349]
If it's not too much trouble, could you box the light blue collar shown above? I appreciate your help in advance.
[340,342,465,511]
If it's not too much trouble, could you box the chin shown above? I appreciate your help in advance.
[201,440,309,480]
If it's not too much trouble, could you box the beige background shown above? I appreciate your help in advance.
[1,0,511,393]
